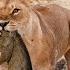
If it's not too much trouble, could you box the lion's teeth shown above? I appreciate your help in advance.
[0,32,1,36]
[0,27,2,35]
[0,52,1,57]
[0,26,2,31]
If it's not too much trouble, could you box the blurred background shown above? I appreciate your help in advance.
[26,0,70,9]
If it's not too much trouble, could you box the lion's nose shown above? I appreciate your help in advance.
[0,21,9,30]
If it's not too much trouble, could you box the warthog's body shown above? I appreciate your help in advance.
[0,30,32,70]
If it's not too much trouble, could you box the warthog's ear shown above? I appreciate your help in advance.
[21,0,32,7]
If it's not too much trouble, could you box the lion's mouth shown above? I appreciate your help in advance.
[4,24,17,32]
[0,24,16,37]
[0,28,10,37]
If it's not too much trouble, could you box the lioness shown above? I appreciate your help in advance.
[0,0,70,70]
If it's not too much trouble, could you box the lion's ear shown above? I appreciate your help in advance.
[21,0,33,7]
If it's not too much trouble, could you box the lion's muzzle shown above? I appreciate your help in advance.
[0,20,9,30]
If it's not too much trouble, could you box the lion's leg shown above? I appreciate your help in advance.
[65,49,70,70]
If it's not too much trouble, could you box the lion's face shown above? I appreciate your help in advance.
[0,0,29,32]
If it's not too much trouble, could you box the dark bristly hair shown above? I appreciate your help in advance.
[13,30,32,70]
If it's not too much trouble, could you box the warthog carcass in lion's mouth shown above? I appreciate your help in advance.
[0,30,32,70]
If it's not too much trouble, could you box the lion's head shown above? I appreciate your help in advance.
[0,0,30,33]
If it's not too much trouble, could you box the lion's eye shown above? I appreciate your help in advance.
[12,8,20,15]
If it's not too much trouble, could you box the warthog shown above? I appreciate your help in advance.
[0,30,32,70]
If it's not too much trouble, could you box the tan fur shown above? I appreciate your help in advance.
[0,0,70,70]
